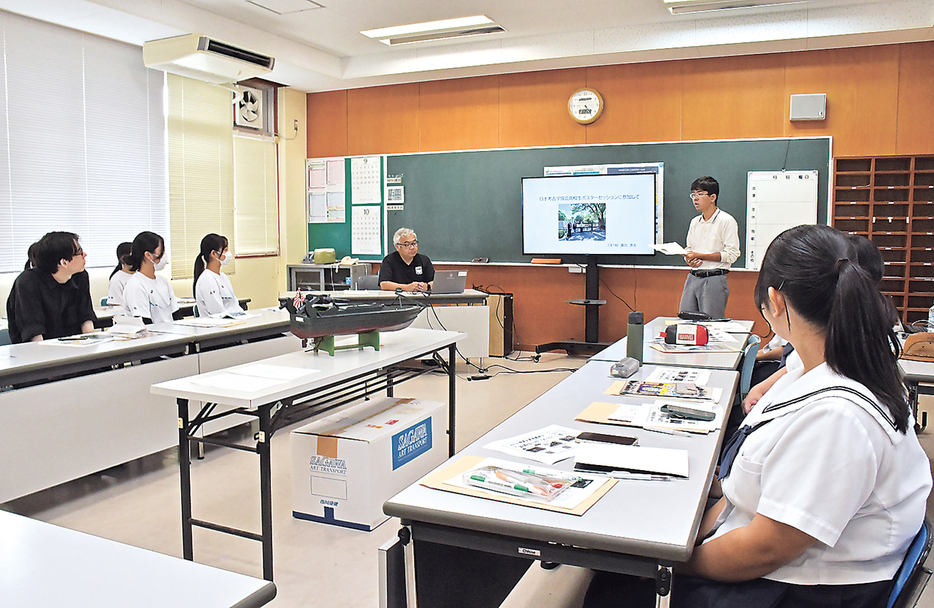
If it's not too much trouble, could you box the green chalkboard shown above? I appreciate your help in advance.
[385,137,831,266]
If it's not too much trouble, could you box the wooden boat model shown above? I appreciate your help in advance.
[289,301,424,340]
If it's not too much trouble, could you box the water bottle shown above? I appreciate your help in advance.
[626,312,644,363]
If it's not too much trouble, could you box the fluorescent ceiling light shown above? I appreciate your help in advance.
[361,15,494,39]
[664,0,808,15]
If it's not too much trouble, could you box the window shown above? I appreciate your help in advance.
[166,74,235,279]
[0,12,166,274]
[233,133,278,256]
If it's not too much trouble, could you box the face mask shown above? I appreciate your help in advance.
[219,251,232,267]
[153,254,168,272]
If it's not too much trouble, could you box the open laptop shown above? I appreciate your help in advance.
[430,270,468,294]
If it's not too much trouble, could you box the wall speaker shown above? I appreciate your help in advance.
[790,93,826,121]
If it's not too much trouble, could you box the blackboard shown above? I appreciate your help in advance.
[385,137,831,266]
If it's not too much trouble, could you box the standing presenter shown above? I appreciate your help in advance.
[680,176,740,319]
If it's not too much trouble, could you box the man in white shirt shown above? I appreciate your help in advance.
[679,176,741,319]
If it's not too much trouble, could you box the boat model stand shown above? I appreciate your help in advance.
[304,330,381,356]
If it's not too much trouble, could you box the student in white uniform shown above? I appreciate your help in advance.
[193,233,243,317]
[106,242,134,306]
[584,224,932,607]
[122,231,180,324]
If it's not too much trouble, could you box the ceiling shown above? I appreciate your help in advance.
[1,0,932,92]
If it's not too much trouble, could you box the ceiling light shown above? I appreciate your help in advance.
[361,15,504,46]
[664,0,808,15]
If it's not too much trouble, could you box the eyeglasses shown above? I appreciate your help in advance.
[690,191,709,200]
[74,247,86,257]
[398,240,418,249]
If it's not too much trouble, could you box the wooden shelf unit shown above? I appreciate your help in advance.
[832,155,934,325]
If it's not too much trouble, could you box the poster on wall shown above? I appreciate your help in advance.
[308,158,346,223]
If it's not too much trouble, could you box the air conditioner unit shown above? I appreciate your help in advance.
[143,34,275,84]
[234,87,264,129]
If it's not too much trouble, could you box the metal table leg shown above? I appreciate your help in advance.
[448,344,456,456]
[178,397,193,561]
[258,404,274,581]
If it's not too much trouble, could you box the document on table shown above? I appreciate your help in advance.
[577,400,722,434]
[645,368,711,385]
[172,317,245,328]
[422,456,614,515]
[234,363,318,381]
[574,444,689,478]
[701,320,752,334]
[649,340,742,353]
[483,424,582,465]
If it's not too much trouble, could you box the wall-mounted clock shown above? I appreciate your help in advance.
[568,88,604,124]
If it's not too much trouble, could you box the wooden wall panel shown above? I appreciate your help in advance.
[498,68,588,149]
[347,83,420,155]
[418,76,500,152]
[784,46,899,157]
[307,89,347,158]
[585,61,683,144]
[682,54,785,141]
[896,42,934,155]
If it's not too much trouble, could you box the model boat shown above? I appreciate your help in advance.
[288,298,424,340]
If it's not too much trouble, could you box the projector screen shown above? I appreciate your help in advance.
[521,172,659,256]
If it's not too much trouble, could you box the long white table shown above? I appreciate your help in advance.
[0,510,276,608]
[0,308,297,504]
[590,317,755,370]
[151,327,464,582]
[384,359,739,608]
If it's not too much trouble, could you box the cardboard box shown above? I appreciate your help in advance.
[291,397,447,531]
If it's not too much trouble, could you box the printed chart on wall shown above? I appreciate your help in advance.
[307,158,346,223]
[350,156,383,256]
[745,171,818,270]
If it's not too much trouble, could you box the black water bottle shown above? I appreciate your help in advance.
[626,312,644,364]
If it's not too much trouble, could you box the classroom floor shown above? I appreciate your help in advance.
[4,354,934,608]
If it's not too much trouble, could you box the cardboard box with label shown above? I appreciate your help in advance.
[291,397,447,531]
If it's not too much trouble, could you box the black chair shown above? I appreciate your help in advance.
[888,517,933,608]
[356,274,380,290]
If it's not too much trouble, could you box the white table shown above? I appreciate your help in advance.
[151,327,464,582]
[0,510,276,608]
[384,359,739,608]
[0,309,297,504]
[590,317,755,370]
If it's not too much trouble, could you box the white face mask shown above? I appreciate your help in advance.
[219,251,232,267]
[153,253,168,272]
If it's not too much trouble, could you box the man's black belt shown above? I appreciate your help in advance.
[690,269,729,278]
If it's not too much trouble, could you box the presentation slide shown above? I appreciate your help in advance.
[522,173,657,255]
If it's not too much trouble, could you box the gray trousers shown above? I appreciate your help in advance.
[679,273,729,319]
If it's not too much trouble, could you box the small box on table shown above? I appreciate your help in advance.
[291,397,447,531]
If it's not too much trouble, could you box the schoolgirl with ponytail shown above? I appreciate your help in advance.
[193,233,243,317]
[106,242,134,305]
[584,224,932,608]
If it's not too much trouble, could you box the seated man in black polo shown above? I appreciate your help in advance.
[6,231,97,342]
[378,227,435,292]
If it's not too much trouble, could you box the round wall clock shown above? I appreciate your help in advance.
[568,88,604,124]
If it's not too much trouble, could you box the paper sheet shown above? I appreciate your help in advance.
[652,242,687,255]
[483,425,582,465]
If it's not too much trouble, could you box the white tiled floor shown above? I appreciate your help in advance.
[5,354,934,608]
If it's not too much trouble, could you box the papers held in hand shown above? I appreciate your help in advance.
[574,444,689,479]
[652,242,688,256]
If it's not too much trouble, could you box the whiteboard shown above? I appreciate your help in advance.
[745,171,818,270]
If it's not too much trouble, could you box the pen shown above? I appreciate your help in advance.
[643,426,692,437]
[607,472,674,481]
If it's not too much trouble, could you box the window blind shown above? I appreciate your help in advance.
[166,74,235,280]
[233,133,278,256]
[0,11,166,274]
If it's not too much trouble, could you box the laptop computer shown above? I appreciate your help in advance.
[430,270,468,294]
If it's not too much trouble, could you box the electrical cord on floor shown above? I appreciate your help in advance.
[471,284,541,363]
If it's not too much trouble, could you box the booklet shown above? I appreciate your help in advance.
[482,424,582,465]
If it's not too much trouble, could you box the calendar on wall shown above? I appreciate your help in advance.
[351,205,382,255]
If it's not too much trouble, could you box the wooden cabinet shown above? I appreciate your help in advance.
[832,155,934,325]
